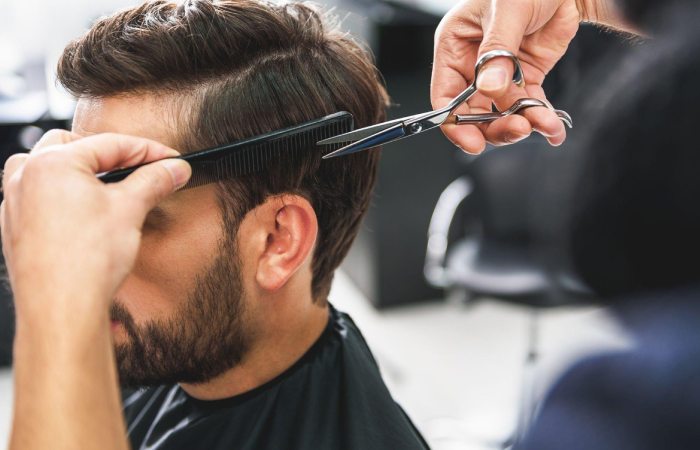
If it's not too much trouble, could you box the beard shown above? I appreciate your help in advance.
[110,237,251,388]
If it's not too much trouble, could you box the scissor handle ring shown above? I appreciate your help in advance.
[474,50,525,88]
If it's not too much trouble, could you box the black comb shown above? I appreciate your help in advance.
[98,111,354,190]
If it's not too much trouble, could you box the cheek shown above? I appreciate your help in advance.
[115,218,222,326]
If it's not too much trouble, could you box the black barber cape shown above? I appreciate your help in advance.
[122,305,428,450]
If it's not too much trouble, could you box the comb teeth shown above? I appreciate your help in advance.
[97,112,355,189]
[183,113,354,189]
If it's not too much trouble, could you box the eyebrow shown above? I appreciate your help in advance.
[147,206,170,222]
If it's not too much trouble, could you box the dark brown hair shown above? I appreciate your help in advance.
[57,0,388,301]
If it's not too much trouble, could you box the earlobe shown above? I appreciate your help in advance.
[255,196,318,292]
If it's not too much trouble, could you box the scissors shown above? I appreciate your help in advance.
[318,50,572,159]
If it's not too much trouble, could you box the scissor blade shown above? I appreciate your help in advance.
[322,123,407,159]
[317,114,422,146]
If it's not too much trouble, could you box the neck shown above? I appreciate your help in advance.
[179,287,329,400]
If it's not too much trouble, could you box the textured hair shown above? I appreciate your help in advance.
[57,0,389,301]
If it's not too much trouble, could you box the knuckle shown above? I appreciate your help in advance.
[3,174,21,196]
[21,152,61,177]
[33,129,70,151]
[3,153,27,171]
[479,37,510,53]
[133,140,152,163]
[135,166,172,202]
[33,150,62,166]
[99,132,128,150]
[152,164,175,191]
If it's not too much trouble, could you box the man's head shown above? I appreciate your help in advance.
[57,0,387,387]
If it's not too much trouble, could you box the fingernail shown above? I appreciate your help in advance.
[506,133,529,144]
[477,67,508,92]
[161,159,191,189]
[533,127,556,139]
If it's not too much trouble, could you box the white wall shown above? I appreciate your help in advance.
[0,0,374,118]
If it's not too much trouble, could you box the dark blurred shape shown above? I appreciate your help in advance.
[620,0,696,31]
[425,140,591,305]
[521,285,700,450]
[424,139,593,448]
[0,282,12,367]
[518,2,700,449]
[419,22,633,446]
[566,13,700,299]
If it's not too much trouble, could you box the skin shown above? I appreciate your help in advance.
[73,95,330,400]
[431,0,635,154]
[3,0,640,448]
[3,95,328,450]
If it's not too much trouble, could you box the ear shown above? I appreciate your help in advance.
[254,195,318,292]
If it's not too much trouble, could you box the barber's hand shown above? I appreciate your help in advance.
[432,0,583,153]
[1,130,191,317]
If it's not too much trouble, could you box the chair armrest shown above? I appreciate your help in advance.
[424,176,473,288]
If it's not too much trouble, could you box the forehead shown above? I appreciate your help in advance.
[72,95,221,216]
[73,95,179,148]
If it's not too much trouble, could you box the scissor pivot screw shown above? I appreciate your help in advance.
[409,123,423,134]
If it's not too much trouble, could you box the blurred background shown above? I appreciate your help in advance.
[0,0,634,448]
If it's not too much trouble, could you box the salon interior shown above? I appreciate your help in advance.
[0,0,684,449]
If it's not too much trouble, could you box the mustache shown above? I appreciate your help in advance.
[109,300,141,343]
[110,301,132,323]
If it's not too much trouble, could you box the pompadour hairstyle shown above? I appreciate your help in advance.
[57,0,389,301]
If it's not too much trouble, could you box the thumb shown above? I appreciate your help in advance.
[116,158,191,220]
[476,1,530,96]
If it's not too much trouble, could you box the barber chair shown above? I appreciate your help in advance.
[424,140,593,447]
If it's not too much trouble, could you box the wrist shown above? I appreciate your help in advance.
[14,291,110,342]
[13,308,111,378]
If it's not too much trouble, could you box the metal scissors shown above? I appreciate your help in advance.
[318,50,572,159]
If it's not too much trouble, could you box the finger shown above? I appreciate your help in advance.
[2,153,29,192]
[115,159,191,219]
[439,88,494,154]
[440,124,487,154]
[431,10,480,110]
[476,1,531,97]
[31,129,84,154]
[431,53,474,111]
[521,84,567,145]
[482,115,533,146]
[0,153,26,262]
[488,83,566,146]
[65,133,180,174]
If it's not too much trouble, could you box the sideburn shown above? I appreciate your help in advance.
[111,234,251,388]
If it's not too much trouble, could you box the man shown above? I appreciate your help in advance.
[3,1,427,449]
